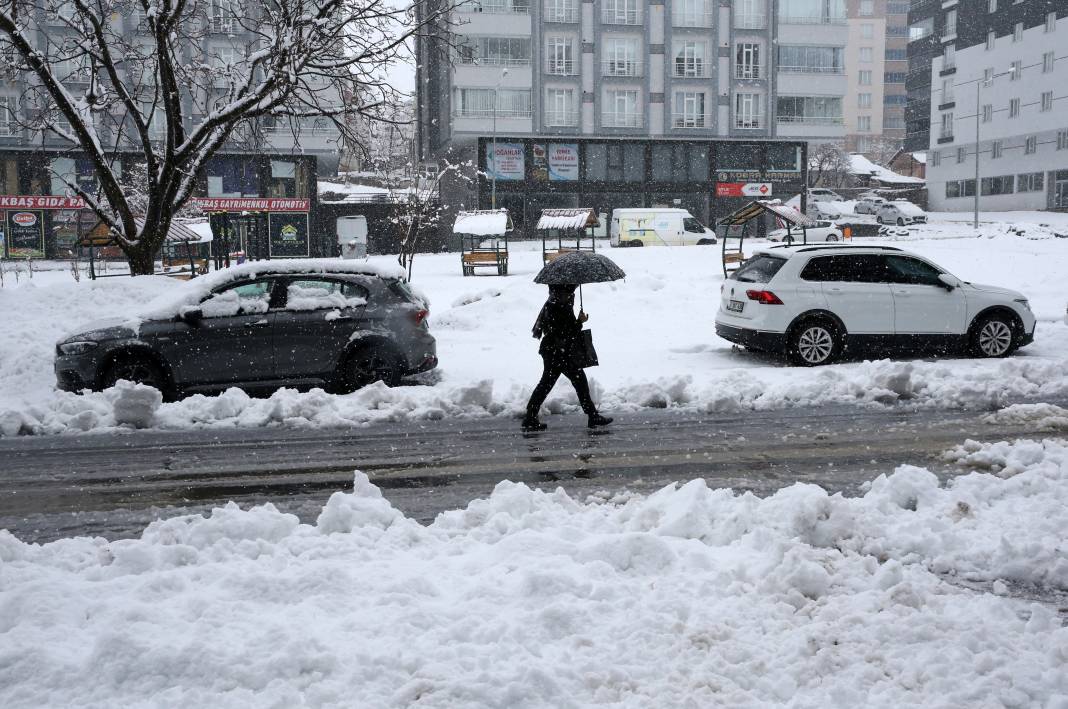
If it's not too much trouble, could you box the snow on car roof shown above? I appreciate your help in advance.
[889,201,925,215]
[138,258,406,321]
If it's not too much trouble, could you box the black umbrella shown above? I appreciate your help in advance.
[533,251,626,285]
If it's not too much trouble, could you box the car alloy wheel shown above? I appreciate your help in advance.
[977,319,1013,357]
[104,357,164,390]
[795,324,835,365]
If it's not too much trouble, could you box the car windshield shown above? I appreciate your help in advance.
[732,254,787,283]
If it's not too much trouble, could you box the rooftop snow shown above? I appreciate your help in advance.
[453,210,510,236]
[849,153,925,185]
[536,208,600,231]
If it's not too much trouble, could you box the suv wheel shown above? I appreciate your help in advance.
[101,355,168,392]
[970,314,1016,358]
[337,344,402,393]
[825,234,838,242]
[788,319,841,366]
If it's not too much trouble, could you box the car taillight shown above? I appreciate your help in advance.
[746,289,784,305]
[410,308,429,326]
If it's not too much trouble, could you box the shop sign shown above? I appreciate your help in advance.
[7,210,45,257]
[486,143,524,181]
[0,195,86,210]
[548,144,579,181]
[268,212,309,258]
[193,198,310,212]
[716,182,773,198]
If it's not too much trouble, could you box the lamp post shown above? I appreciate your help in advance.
[490,67,508,210]
[970,65,1017,229]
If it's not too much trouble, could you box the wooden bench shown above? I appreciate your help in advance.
[722,251,747,277]
[461,250,508,276]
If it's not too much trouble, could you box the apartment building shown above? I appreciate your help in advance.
[925,0,1068,211]
[904,0,941,152]
[844,0,908,156]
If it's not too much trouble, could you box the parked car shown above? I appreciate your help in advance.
[877,200,927,225]
[855,195,888,214]
[807,188,844,203]
[55,260,437,398]
[806,201,851,221]
[715,244,1035,365]
[767,220,843,244]
[610,208,717,247]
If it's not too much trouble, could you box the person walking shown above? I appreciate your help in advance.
[523,284,613,431]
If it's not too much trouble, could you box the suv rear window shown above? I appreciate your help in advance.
[800,254,889,282]
[732,254,787,283]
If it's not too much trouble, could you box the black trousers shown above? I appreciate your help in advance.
[526,353,597,419]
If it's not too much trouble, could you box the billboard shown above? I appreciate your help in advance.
[547,144,579,181]
[485,143,524,180]
[268,213,310,258]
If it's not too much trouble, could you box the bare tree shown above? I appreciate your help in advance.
[396,160,471,280]
[808,143,853,189]
[0,0,450,274]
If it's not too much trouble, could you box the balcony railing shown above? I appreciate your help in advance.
[672,114,707,128]
[544,6,579,22]
[673,12,714,28]
[545,58,577,75]
[457,56,532,67]
[459,0,530,14]
[734,115,764,129]
[735,65,762,79]
[602,111,643,128]
[778,15,847,25]
[734,13,767,29]
[673,62,710,78]
[544,109,579,126]
[776,115,844,125]
[777,65,845,74]
[454,107,533,119]
[602,60,643,77]
[601,9,641,25]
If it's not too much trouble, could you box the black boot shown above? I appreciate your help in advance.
[587,414,613,428]
[522,417,547,431]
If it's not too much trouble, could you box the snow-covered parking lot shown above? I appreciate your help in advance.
[1,212,1067,436]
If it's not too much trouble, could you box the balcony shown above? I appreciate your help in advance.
[776,115,843,125]
[673,12,714,28]
[460,0,530,13]
[544,6,578,22]
[672,114,707,128]
[454,107,533,119]
[601,9,641,25]
[602,60,643,77]
[602,111,643,128]
[734,115,764,129]
[457,56,532,67]
[777,65,844,74]
[734,13,767,29]
[778,14,847,25]
[545,58,577,75]
[673,62,710,78]
[735,65,762,80]
[544,109,579,126]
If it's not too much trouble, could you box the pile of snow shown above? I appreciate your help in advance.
[982,403,1068,431]
[2,438,1067,706]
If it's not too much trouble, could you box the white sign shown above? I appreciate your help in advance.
[742,183,773,197]
[548,143,579,181]
[486,143,525,180]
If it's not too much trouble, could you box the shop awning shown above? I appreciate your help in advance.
[536,208,600,231]
[453,209,511,236]
[718,200,815,228]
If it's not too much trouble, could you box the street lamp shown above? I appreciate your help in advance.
[490,67,508,210]
[969,65,1017,229]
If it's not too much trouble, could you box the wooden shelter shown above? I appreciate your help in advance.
[536,208,599,265]
[717,200,815,277]
[454,209,511,276]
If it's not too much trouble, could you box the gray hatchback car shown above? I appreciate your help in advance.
[55,260,437,399]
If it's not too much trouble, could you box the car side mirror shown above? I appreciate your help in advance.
[178,306,203,323]
[937,274,961,291]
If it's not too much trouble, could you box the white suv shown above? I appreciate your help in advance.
[715,245,1036,365]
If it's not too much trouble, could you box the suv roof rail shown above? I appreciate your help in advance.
[786,244,904,253]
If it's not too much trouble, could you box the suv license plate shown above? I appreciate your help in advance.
[726,300,745,313]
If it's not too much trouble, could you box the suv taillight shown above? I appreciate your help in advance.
[746,289,784,305]
[411,308,429,326]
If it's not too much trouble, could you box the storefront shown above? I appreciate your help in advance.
[0,195,91,259]
[476,137,808,236]
[194,198,313,262]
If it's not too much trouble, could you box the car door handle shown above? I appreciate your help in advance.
[893,289,910,297]
[827,287,844,295]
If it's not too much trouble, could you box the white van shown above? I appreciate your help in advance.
[610,208,717,247]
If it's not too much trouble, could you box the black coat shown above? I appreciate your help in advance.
[533,296,581,362]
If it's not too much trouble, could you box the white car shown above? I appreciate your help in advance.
[808,188,844,203]
[855,196,887,214]
[766,220,843,243]
[715,244,1035,366]
[877,200,927,225]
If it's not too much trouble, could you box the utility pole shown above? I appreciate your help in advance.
[490,68,508,210]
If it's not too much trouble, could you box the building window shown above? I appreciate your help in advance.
[1010,60,1021,79]
[858,70,872,85]
[859,47,872,63]
[1013,22,1023,42]
[861,23,873,39]
[1047,12,1057,32]
[603,89,640,127]
[1043,51,1055,73]
[602,0,639,25]
[1059,129,1068,150]
[859,0,873,14]
[986,31,995,50]
[940,78,953,104]
[777,46,844,73]
[584,143,643,181]
[980,175,1014,195]
[545,0,578,23]
[887,2,908,14]
[0,96,14,137]
[988,0,996,11]
[885,48,906,60]
[735,43,761,79]
[545,37,574,75]
[929,150,940,166]
[944,10,956,38]
[884,94,907,105]
[984,67,993,84]
[946,179,977,198]
[982,104,992,122]
[734,0,767,29]
[943,45,955,69]
[673,91,707,128]
[734,92,762,129]
[602,37,641,76]
[940,112,953,140]
[457,37,531,66]
[674,41,708,77]
[776,96,842,125]
[858,93,872,108]
[1042,91,1054,112]
[909,17,934,41]
[544,88,577,126]
[1025,136,1037,154]
[1009,98,1020,118]
[857,115,871,132]
[673,0,714,28]
[1018,172,1044,192]
[454,88,531,118]
[957,146,967,163]
[991,140,1003,158]
[884,72,905,83]
[779,0,845,24]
